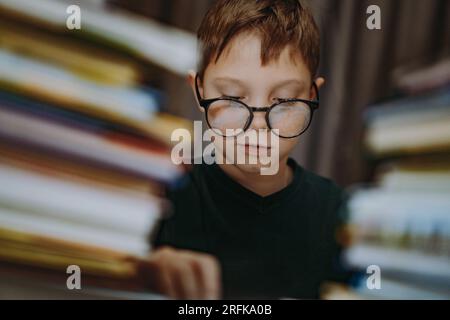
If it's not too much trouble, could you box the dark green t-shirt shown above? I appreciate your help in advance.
[153,158,350,299]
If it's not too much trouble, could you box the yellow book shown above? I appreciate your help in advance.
[0,20,140,86]
[0,228,142,278]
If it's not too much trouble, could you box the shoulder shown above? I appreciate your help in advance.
[293,162,349,228]
[295,160,346,208]
[296,167,352,284]
[302,168,345,202]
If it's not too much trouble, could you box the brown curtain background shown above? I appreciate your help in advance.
[300,0,450,186]
[113,0,450,187]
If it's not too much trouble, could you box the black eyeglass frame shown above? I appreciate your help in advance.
[194,74,320,138]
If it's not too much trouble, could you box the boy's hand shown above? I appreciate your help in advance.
[144,246,222,299]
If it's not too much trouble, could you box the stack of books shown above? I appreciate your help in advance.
[341,59,450,299]
[0,0,193,298]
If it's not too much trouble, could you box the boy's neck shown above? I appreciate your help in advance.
[217,157,293,197]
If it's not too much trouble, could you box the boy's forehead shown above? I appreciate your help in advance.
[206,32,310,81]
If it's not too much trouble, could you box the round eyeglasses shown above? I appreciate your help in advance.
[195,74,319,138]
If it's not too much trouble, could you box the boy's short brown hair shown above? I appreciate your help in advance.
[197,0,320,80]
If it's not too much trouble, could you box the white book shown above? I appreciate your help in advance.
[354,276,450,300]
[347,188,450,241]
[366,116,450,155]
[0,207,150,257]
[344,244,450,284]
[0,108,183,182]
[0,164,162,237]
[0,0,197,76]
[349,189,450,222]
[0,50,157,122]
[368,102,450,129]
[379,169,450,192]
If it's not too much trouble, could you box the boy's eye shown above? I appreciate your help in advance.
[221,95,242,100]
[274,97,296,102]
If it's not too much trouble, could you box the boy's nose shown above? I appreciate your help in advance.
[249,110,268,130]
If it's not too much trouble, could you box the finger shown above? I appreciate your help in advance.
[171,261,200,299]
[191,255,222,299]
[146,262,177,299]
[158,267,178,299]
[145,249,177,298]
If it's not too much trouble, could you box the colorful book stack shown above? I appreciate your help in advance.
[341,59,450,299]
[0,0,194,298]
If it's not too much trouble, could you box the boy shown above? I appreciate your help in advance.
[147,0,350,299]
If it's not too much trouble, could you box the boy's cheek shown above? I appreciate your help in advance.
[278,138,299,158]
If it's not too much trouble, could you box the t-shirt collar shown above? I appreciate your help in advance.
[204,158,304,214]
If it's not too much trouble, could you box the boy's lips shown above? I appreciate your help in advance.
[237,143,272,155]
[237,143,271,148]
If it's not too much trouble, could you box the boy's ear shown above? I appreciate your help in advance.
[311,77,325,100]
[187,70,204,113]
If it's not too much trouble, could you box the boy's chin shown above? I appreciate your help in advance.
[232,162,267,175]
[216,150,281,175]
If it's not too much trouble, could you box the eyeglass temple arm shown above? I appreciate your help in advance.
[194,73,204,106]
[312,81,320,103]
[196,72,320,105]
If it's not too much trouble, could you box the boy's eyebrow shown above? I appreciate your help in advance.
[212,77,305,90]
[212,77,248,88]
[271,79,306,91]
